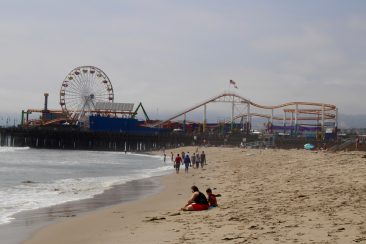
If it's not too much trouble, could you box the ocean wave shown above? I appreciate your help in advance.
[128,152,164,159]
[0,163,172,225]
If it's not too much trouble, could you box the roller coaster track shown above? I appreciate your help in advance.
[231,112,335,122]
[151,92,337,127]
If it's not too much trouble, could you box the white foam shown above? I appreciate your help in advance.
[128,152,164,160]
[0,162,173,225]
[0,147,30,153]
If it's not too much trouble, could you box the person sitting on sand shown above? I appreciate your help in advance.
[206,188,219,208]
[181,186,209,211]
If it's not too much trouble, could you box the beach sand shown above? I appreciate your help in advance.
[25,147,366,244]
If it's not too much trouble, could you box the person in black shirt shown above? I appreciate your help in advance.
[181,185,209,211]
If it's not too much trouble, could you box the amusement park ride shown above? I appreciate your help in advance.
[152,92,338,136]
[22,66,148,128]
[21,66,338,137]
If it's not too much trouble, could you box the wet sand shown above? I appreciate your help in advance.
[25,147,366,244]
[1,177,162,244]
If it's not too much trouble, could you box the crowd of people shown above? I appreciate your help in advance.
[171,150,207,174]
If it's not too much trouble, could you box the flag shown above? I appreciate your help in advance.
[230,80,238,89]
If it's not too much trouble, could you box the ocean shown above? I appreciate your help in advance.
[0,147,172,227]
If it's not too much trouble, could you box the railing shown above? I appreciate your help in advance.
[328,138,354,152]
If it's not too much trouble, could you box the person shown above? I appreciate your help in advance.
[195,152,200,169]
[191,153,196,168]
[163,153,166,163]
[171,152,174,162]
[201,151,206,165]
[206,188,218,208]
[174,154,182,174]
[200,151,206,168]
[181,186,209,211]
[184,154,191,174]
[181,151,185,162]
[186,152,190,166]
[356,137,360,150]
[186,152,191,167]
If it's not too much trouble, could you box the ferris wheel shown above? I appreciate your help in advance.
[60,66,114,122]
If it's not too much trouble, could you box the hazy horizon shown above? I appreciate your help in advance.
[0,1,365,120]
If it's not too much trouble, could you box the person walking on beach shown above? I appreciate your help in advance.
[174,154,182,174]
[186,152,191,167]
[184,154,191,174]
[181,185,209,211]
[195,152,200,169]
[200,151,206,168]
[163,153,166,163]
[171,152,174,162]
[191,153,196,168]
[181,151,185,163]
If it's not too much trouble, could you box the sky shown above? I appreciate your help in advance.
[0,0,365,121]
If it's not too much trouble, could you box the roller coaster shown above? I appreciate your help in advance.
[150,91,338,135]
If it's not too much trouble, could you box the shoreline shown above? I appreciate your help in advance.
[24,147,366,243]
[24,169,191,244]
[0,148,169,244]
[0,171,167,244]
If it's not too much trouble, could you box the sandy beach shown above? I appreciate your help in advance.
[24,147,366,244]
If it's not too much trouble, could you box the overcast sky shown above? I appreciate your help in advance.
[0,0,365,120]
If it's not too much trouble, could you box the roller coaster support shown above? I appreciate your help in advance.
[203,104,207,133]
[271,109,274,124]
[231,95,235,131]
[321,104,325,138]
[295,104,298,134]
[183,113,186,132]
[246,103,250,123]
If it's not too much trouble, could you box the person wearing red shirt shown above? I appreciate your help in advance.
[174,154,182,174]
[206,188,218,208]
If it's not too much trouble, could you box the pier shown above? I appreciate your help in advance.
[0,127,349,151]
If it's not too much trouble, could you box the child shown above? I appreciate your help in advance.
[206,188,219,208]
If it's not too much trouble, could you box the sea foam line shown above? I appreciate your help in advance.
[0,146,30,153]
[0,164,172,225]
